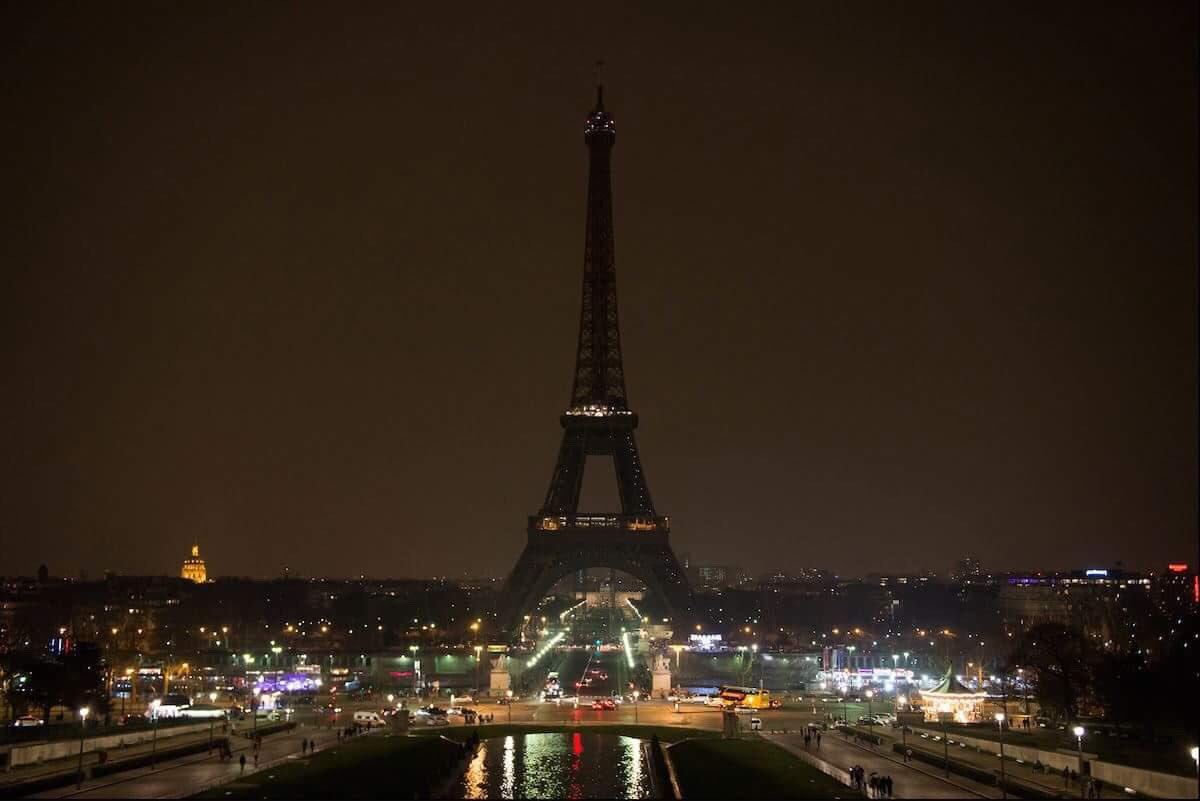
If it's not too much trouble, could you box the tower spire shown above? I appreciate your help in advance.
[574,78,622,409]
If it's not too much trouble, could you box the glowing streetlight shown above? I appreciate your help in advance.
[633,690,640,724]
[995,712,1008,797]
[149,699,161,769]
[75,707,89,788]
[506,689,513,724]
[474,645,483,696]
[1073,726,1086,798]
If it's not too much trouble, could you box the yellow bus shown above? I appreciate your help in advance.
[718,685,772,710]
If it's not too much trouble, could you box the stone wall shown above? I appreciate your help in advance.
[1090,760,1198,799]
[6,721,211,768]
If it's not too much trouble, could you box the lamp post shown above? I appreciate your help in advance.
[897,696,908,752]
[208,691,218,752]
[149,699,161,770]
[1073,726,1085,798]
[409,646,419,697]
[865,689,874,738]
[252,687,261,741]
[506,690,513,724]
[995,712,1007,798]
[76,706,89,788]
[1190,746,1198,784]
[941,711,951,778]
[474,645,483,697]
[633,690,639,724]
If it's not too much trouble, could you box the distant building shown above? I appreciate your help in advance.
[180,544,207,583]
[950,557,983,584]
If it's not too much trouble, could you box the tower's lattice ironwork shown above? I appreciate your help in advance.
[499,84,693,637]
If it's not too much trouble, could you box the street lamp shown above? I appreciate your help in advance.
[474,645,483,697]
[506,689,513,724]
[995,712,1007,798]
[1190,746,1198,783]
[149,699,161,770]
[865,689,874,737]
[76,707,89,788]
[1073,726,1085,798]
[208,691,218,751]
[252,686,261,741]
[633,690,639,724]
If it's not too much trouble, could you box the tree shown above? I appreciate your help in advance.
[1017,622,1090,723]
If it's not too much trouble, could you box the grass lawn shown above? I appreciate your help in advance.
[413,722,719,745]
[669,738,864,800]
[191,735,464,800]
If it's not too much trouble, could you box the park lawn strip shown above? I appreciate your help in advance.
[414,722,719,745]
[669,737,864,800]
[191,734,464,800]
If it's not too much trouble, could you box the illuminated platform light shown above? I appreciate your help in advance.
[527,631,566,668]
[622,630,636,669]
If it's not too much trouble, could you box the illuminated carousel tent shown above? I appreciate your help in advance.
[921,665,987,723]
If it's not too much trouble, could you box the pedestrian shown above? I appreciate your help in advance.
[905,747,912,763]
[887,776,893,797]
[816,731,821,749]
[1063,765,1071,788]
[239,753,246,774]
[804,733,811,749]
[253,751,259,768]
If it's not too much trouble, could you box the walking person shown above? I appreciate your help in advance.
[239,753,246,774]
[816,730,821,749]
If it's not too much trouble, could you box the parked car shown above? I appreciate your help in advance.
[13,716,44,727]
[118,713,147,727]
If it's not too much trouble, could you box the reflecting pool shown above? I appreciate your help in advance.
[456,731,654,799]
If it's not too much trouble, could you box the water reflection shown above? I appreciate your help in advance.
[457,732,653,799]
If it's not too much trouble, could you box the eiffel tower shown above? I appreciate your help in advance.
[498,81,693,637]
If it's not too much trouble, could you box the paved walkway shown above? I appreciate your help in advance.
[1,726,218,790]
[28,725,341,799]
[763,731,1001,799]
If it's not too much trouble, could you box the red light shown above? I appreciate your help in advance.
[1167,563,1188,573]
[572,732,584,755]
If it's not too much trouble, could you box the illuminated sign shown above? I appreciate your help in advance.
[1085,569,1108,577]
[1167,563,1188,573]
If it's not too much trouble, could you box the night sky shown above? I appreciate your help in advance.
[2,3,1196,580]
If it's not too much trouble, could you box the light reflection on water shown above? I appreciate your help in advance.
[457,732,654,799]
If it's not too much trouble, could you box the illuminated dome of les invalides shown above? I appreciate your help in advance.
[181,543,207,583]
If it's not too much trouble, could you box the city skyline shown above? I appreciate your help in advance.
[3,3,1196,581]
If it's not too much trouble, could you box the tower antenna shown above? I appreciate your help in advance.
[594,60,605,108]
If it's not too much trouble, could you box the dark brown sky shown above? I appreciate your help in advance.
[2,2,1196,580]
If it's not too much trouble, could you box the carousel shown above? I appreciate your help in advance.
[920,665,988,723]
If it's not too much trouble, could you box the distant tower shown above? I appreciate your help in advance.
[497,76,693,636]
[181,543,207,583]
